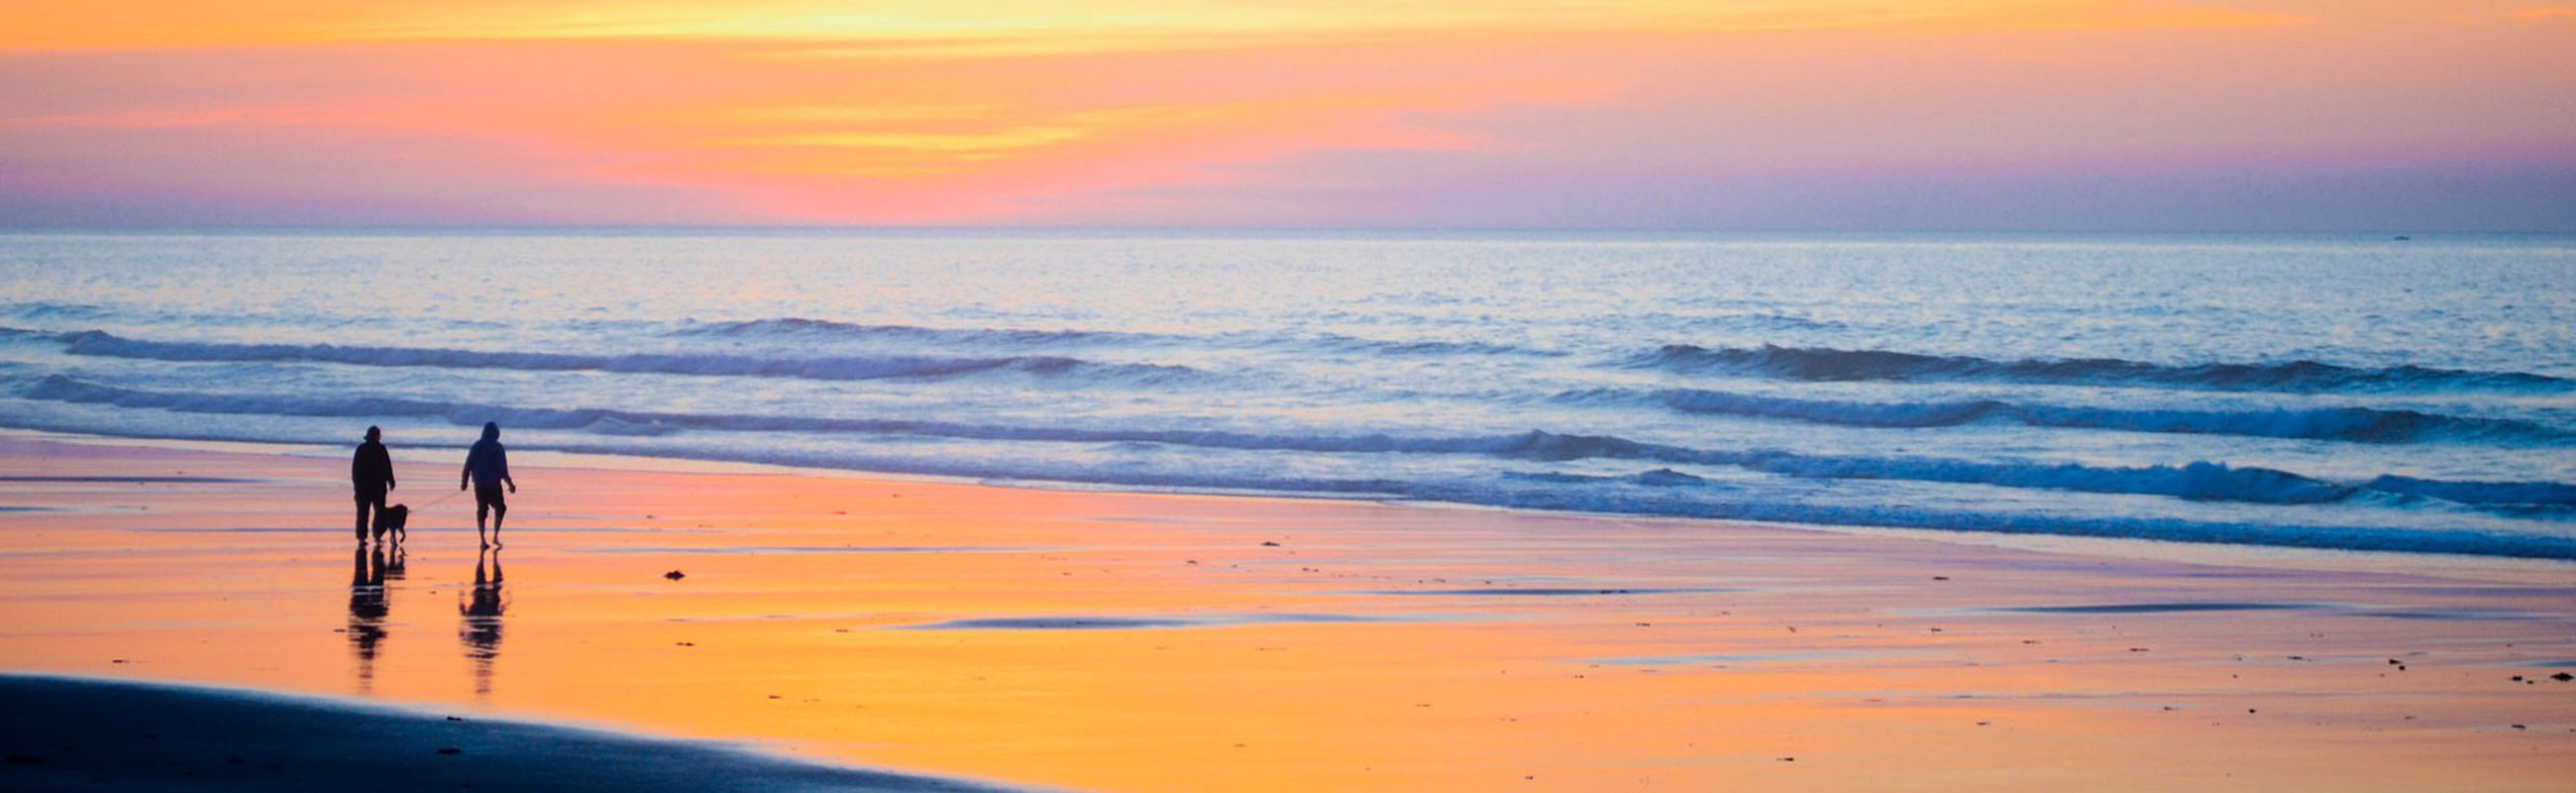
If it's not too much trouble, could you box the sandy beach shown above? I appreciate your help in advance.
[0,430,2570,791]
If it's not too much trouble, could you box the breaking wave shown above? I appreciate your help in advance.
[1556,388,2574,444]
[1633,345,2574,394]
[1476,471,2576,561]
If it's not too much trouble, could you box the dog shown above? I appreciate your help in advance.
[374,504,409,544]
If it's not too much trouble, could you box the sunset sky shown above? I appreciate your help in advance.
[2,1,2569,230]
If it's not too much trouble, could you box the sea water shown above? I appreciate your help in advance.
[2,230,2571,559]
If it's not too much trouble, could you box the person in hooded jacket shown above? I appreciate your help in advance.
[352,425,396,542]
[460,422,517,548]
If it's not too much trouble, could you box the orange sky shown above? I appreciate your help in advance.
[2,1,2569,228]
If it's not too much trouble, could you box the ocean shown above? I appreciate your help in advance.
[2,230,2571,559]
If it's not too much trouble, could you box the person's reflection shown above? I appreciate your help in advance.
[459,546,505,700]
[347,544,389,694]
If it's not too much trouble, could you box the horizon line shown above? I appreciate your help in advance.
[0,224,2557,237]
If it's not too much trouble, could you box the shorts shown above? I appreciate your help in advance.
[474,482,506,510]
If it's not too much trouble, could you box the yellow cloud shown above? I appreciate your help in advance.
[2518,6,2576,20]
[693,97,1472,179]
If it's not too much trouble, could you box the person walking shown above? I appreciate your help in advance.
[352,425,396,542]
[460,422,517,548]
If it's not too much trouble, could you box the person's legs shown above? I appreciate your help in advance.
[354,493,382,541]
[475,484,507,548]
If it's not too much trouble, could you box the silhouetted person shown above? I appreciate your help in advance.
[460,546,505,700]
[348,544,389,693]
[460,422,516,548]
[352,426,396,543]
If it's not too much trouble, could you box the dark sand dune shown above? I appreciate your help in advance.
[0,674,1027,793]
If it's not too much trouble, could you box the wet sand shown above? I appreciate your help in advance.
[0,432,2570,791]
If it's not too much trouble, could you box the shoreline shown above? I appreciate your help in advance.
[5,427,2567,582]
[2,431,2571,791]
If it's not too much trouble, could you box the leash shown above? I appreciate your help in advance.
[409,486,468,510]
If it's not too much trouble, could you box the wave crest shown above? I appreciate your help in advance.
[41,329,1205,386]
[1561,388,2574,444]
[1634,344,2572,393]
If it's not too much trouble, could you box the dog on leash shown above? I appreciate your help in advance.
[374,504,409,544]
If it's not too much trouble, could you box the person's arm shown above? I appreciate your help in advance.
[501,449,516,493]
[385,453,396,491]
[461,455,473,491]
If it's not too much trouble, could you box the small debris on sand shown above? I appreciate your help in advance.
[663,570,686,580]
[1260,541,1280,547]
[2552,672,2573,682]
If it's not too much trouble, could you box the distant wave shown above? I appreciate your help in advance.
[678,317,1129,347]
[1555,388,2574,444]
[23,377,2574,515]
[24,329,1207,385]
[1295,332,1538,357]
[0,303,114,323]
[681,317,1544,357]
[1632,344,2574,393]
